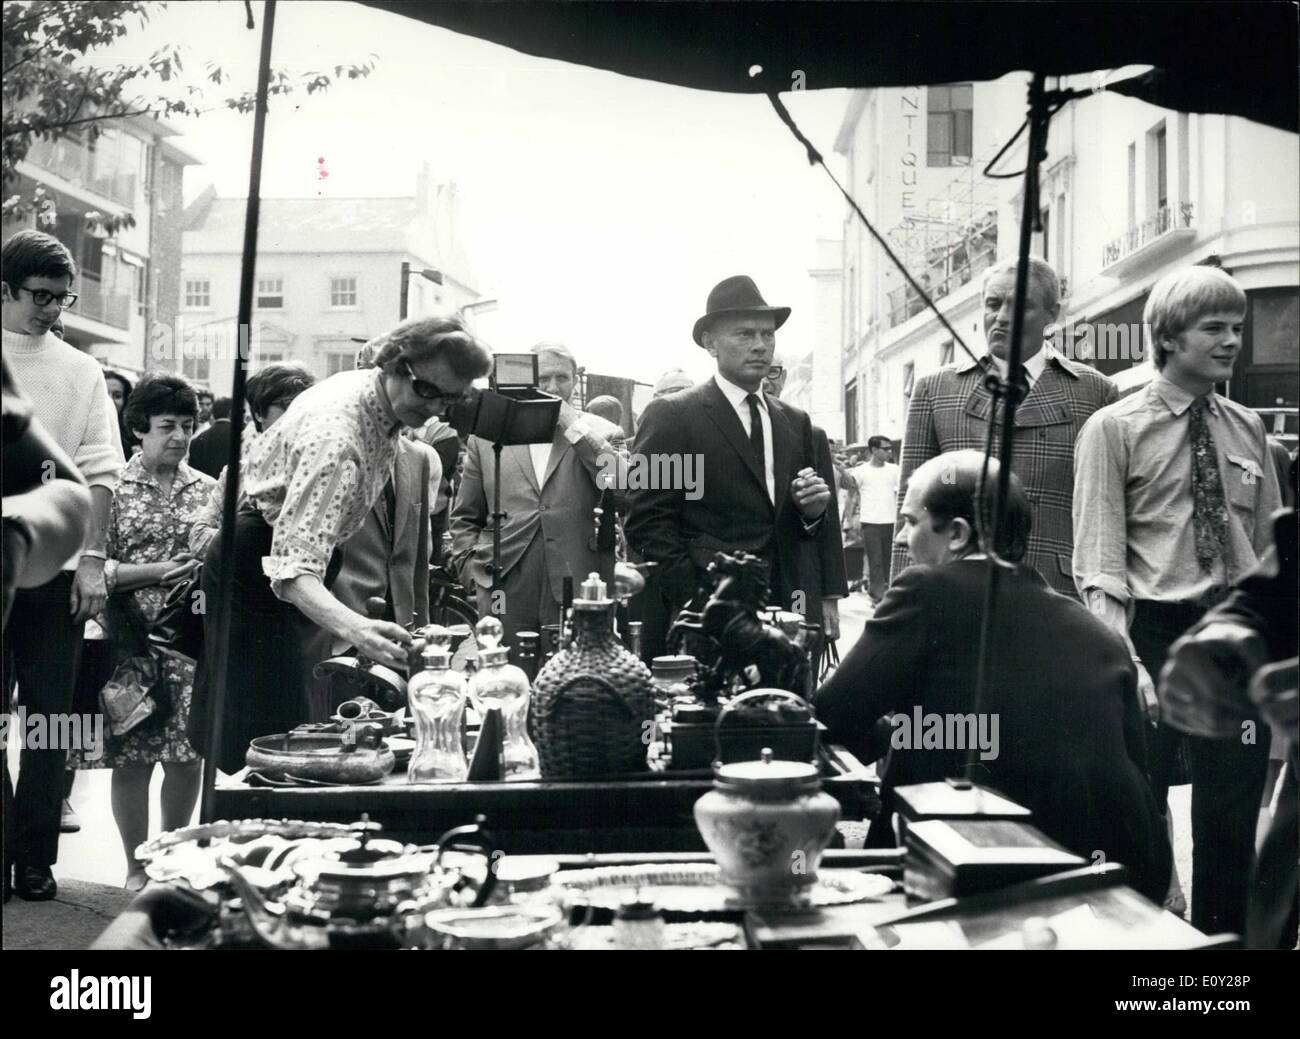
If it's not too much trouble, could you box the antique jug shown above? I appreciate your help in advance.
[467,617,540,780]
[529,573,657,778]
[693,691,840,902]
[407,627,469,783]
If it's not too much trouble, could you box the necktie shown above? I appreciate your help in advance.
[746,393,765,469]
[1188,397,1229,574]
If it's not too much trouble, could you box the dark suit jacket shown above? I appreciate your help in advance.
[187,419,232,479]
[448,412,624,598]
[305,439,432,659]
[625,378,839,613]
[890,353,1118,596]
[815,558,1171,902]
[809,424,849,610]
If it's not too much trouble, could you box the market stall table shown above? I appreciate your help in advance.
[210,760,880,854]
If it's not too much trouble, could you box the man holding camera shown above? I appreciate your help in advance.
[448,342,625,651]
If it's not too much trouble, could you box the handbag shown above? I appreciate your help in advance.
[99,649,169,738]
[148,565,205,663]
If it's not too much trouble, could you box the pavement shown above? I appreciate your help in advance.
[3,588,1203,949]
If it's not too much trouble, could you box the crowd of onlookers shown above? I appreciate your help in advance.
[3,228,1295,948]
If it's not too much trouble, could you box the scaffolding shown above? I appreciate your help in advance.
[885,151,1003,328]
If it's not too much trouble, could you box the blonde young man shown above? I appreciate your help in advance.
[1073,265,1281,934]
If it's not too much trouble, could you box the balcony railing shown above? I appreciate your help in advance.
[24,136,137,207]
[73,272,132,330]
[887,233,998,329]
[1102,202,1196,269]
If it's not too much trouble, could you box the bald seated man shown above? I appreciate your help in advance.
[814,450,1171,901]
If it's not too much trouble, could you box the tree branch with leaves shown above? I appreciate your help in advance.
[2,0,376,234]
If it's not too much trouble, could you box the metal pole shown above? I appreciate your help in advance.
[399,260,411,320]
[199,0,277,823]
[966,70,1048,779]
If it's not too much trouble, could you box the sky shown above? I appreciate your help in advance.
[95,0,851,385]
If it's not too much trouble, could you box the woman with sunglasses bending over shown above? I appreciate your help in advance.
[188,315,492,774]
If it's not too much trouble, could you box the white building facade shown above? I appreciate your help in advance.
[835,75,1299,447]
[178,164,481,393]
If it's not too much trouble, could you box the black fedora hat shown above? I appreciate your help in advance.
[692,275,791,346]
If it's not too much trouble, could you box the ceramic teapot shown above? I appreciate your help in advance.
[693,690,840,902]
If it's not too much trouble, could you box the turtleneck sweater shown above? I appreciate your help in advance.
[4,327,124,567]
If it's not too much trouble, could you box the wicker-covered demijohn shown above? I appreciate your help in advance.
[529,574,656,778]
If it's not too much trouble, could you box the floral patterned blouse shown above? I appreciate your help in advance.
[111,454,216,622]
[242,368,402,597]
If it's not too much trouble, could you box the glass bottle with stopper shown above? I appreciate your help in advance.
[407,625,469,783]
[467,616,540,780]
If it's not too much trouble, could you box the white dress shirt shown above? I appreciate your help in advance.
[989,344,1051,390]
[529,441,552,486]
[713,373,775,503]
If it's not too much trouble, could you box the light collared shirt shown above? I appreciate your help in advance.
[1073,372,1281,607]
[989,343,1051,390]
[529,441,552,486]
[243,368,403,597]
[713,372,775,503]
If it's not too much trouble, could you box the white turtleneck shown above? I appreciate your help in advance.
[4,327,124,565]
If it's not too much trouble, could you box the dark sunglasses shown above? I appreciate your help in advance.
[18,286,79,309]
[402,360,467,404]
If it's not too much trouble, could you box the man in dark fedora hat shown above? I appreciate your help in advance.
[626,275,843,660]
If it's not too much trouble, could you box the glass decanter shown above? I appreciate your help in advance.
[467,616,540,781]
[407,626,469,783]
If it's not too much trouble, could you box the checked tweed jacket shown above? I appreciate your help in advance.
[888,351,1118,597]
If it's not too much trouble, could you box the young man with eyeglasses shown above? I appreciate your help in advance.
[2,230,124,901]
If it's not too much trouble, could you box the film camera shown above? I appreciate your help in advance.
[444,352,560,446]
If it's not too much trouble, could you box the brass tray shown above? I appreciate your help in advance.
[552,863,894,912]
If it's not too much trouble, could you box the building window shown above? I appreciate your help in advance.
[256,352,284,367]
[1147,121,1168,218]
[844,380,859,446]
[1055,191,1067,276]
[1126,142,1137,229]
[902,362,916,408]
[927,84,973,167]
[329,276,358,309]
[257,277,284,309]
[184,278,210,309]
[324,352,353,377]
[939,340,955,366]
[182,354,211,383]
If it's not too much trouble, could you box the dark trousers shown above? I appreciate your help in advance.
[1132,600,1271,936]
[861,524,894,602]
[472,532,562,654]
[2,572,85,867]
[843,545,865,584]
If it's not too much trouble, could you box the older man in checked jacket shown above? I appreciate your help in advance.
[888,257,1117,598]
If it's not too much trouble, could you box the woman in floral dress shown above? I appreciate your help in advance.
[74,373,214,889]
